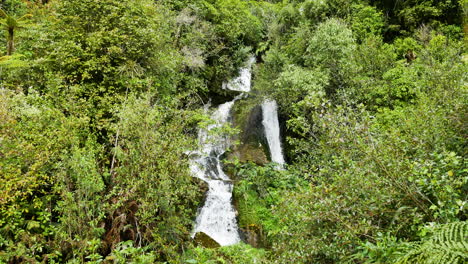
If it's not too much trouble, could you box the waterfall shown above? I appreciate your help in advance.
[191,56,255,246]
[262,99,285,166]
[191,99,241,246]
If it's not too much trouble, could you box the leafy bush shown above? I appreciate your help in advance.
[348,4,385,42]
[183,243,268,264]
[232,162,303,237]
[303,18,357,95]
[106,240,157,264]
[0,89,98,262]
[107,93,203,261]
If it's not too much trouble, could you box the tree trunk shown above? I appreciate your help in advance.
[7,28,14,55]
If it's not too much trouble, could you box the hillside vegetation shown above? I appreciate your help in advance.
[0,0,466,263]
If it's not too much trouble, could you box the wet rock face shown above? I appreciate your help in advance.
[241,105,266,144]
[207,88,243,107]
[229,104,270,165]
[233,143,268,165]
[194,232,221,248]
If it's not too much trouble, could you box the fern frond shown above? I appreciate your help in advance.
[395,221,468,264]
[0,54,27,68]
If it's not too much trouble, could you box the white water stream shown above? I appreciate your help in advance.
[190,99,241,246]
[191,56,255,246]
[261,99,285,166]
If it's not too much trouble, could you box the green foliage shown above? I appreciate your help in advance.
[350,35,397,102]
[0,0,466,263]
[409,152,467,222]
[272,65,328,115]
[348,4,384,42]
[305,18,355,68]
[265,100,466,263]
[109,93,203,261]
[351,222,468,264]
[0,54,27,68]
[0,8,32,55]
[198,0,264,92]
[350,233,403,264]
[394,37,422,59]
[366,62,421,109]
[106,241,157,264]
[202,0,263,46]
[47,0,179,130]
[300,0,328,22]
[54,138,107,260]
[0,0,27,16]
[395,222,468,264]
[0,89,95,262]
[182,243,268,264]
[232,162,303,235]
[373,0,463,38]
[252,27,465,261]
[304,18,356,94]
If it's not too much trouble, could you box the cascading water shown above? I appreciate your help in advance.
[191,56,255,246]
[190,99,241,246]
[222,56,256,92]
[262,99,285,166]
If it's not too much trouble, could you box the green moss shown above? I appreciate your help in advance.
[194,232,221,248]
[228,96,271,165]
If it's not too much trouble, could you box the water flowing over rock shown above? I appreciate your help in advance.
[190,99,240,246]
[261,99,285,166]
[191,56,255,246]
[222,56,256,92]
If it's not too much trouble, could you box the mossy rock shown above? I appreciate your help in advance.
[194,232,221,248]
[229,101,271,166]
[227,143,268,165]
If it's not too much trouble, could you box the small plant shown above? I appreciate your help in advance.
[106,241,156,264]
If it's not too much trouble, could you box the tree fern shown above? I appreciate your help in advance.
[395,222,468,264]
[0,9,33,55]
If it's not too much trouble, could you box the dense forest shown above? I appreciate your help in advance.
[0,0,467,263]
